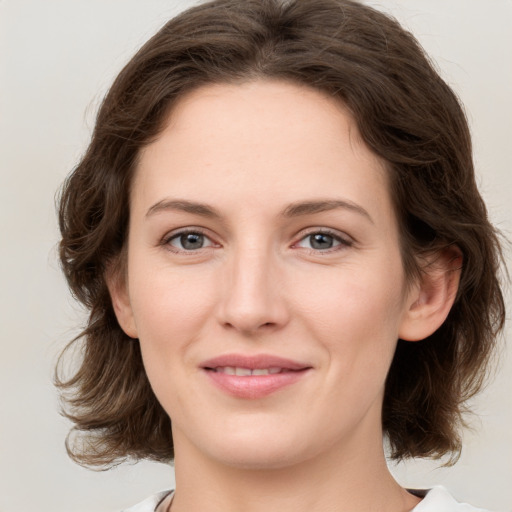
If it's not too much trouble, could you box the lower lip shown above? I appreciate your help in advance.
[204,369,309,399]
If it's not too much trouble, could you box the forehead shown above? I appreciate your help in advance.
[134,80,392,223]
[157,80,372,161]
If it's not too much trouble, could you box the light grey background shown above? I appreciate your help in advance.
[0,1,510,511]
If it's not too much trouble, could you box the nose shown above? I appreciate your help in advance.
[217,246,289,334]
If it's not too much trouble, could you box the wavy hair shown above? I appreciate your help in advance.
[56,0,506,467]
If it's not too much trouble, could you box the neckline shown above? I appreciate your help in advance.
[155,491,174,512]
[154,490,432,512]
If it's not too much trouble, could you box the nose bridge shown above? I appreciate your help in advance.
[219,238,287,333]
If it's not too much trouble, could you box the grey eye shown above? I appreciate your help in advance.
[169,232,213,251]
[296,232,347,251]
[309,233,335,250]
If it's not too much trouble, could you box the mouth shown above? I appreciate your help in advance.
[200,354,312,399]
[207,366,294,376]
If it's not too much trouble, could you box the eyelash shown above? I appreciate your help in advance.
[160,228,353,254]
[293,228,353,254]
[161,228,217,253]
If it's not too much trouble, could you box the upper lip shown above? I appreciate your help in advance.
[200,354,311,371]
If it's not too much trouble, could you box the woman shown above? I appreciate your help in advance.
[56,0,506,511]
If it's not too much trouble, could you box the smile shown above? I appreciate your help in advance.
[200,354,311,399]
[211,367,287,376]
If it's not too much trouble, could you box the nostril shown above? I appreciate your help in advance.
[222,320,275,331]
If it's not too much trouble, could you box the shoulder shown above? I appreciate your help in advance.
[412,486,495,512]
[121,491,173,512]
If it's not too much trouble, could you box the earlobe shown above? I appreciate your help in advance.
[399,247,462,342]
[105,264,138,339]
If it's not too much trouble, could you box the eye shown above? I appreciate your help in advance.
[295,231,351,251]
[166,231,215,251]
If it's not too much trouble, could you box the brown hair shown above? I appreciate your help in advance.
[57,0,506,467]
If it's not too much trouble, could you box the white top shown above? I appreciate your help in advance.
[412,487,491,512]
[122,486,493,512]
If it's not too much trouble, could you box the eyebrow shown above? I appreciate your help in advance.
[282,199,374,223]
[146,199,222,219]
[145,198,373,223]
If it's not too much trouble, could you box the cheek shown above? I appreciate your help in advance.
[295,264,405,335]
[127,263,220,413]
[128,260,217,354]
[290,258,407,379]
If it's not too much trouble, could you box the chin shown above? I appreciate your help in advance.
[193,423,318,471]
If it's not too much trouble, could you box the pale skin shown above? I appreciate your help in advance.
[109,80,461,512]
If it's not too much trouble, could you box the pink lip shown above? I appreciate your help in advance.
[200,354,312,399]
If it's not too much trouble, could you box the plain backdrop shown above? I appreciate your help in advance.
[0,1,511,511]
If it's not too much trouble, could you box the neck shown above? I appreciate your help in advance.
[169,421,420,512]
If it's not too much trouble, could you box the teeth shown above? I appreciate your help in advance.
[215,366,284,376]
[252,368,269,376]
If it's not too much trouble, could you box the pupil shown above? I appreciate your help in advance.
[310,233,333,249]
[181,233,203,250]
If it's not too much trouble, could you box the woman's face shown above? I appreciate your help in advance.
[115,80,418,469]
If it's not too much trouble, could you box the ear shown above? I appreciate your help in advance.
[105,261,138,339]
[399,246,462,342]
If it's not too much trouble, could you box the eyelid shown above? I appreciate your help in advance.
[159,226,353,253]
[161,227,220,253]
[292,227,354,251]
